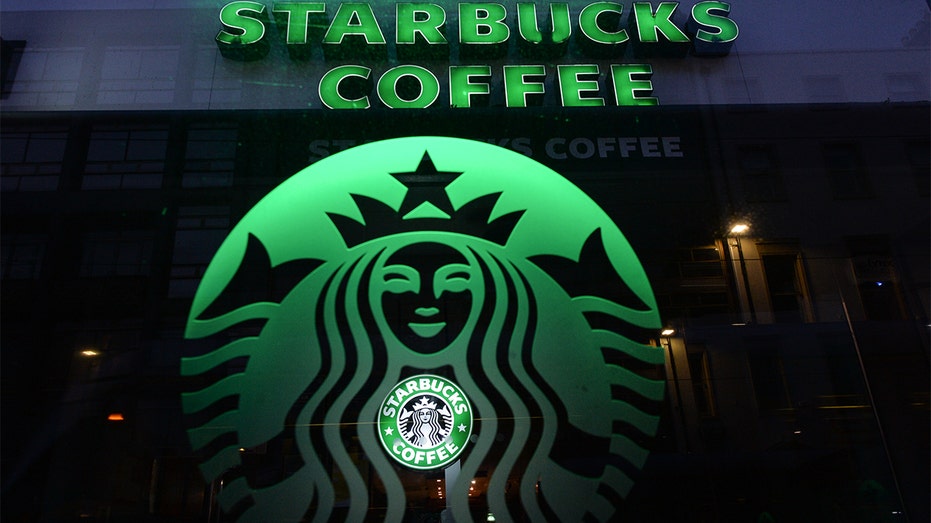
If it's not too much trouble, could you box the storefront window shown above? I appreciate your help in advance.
[1,1,928,522]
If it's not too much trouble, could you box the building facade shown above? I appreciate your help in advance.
[2,1,929,522]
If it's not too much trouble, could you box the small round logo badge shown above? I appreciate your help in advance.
[378,375,472,470]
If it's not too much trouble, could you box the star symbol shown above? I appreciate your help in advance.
[390,152,463,218]
[458,424,467,432]
[384,427,393,436]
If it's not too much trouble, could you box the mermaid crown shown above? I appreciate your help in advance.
[327,152,525,248]
[412,396,438,411]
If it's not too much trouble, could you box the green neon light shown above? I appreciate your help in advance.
[318,64,372,109]
[212,1,740,105]
[503,64,546,107]
[323,3,386,44]
[216,1,271,60]
[579,2,629,44]
[216,1,740,60]
[315,63,659,108]
[449,65,491,108]
[217,1,268,46]
[631,2,690,43]
[611,63,659,106]
[271,2,325,44]
[376,65,441,109]
[396,3,448,45]
[182,137,664,522]
[558,64,606,107]
[458,3,510,44]
[517,3,572,44]
[688,1,739,56]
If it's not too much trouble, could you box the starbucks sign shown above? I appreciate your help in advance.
[378,374,473,470]
[181,137,665,522]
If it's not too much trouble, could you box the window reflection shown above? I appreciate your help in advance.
[737,145,787,202]
[83,125,168,190]
[183,125,238,188]
[169,206,230,297]
[0,127,66,191]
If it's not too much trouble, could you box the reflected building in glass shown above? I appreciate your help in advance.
[1,1,928,522]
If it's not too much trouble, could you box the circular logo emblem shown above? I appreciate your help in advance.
[181,137,664,522]
[378,374,472,470]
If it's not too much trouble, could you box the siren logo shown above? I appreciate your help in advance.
[182,137,665,521]
[378,375,472,470]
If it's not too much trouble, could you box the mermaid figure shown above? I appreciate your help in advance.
[182,138,665,523]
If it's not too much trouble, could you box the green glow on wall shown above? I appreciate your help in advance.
[182,137,665,522]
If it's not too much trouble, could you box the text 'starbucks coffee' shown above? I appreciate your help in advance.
[378,375,473,470]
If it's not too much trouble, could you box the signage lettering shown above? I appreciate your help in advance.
[215,1,739,107]
[219,1,737,51]
[308,135,684,161]
[378,374,473,470]
[316,62,658,109]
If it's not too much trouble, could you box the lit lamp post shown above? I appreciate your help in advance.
[660,327,691,452]
[729,223,756,324]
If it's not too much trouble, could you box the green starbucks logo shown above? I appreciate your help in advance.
[181,136,665,522]
[378,374,472,470]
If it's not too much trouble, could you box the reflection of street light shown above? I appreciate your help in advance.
[729,223,756,324]
[660,328,690,452]
[80,349,100,357]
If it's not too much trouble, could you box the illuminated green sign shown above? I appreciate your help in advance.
[182,137,665,521]
[378,374,473,470]
[215,1,739,107]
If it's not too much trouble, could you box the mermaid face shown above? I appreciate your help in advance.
[378,242,477,353]
[418,409,432,423]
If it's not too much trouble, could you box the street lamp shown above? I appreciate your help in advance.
[660,327,691,452]
[729,223,756,324]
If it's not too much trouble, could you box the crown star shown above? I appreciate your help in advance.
[326,151,526,248]
[390,152,462,218]
[412,396,438,411]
